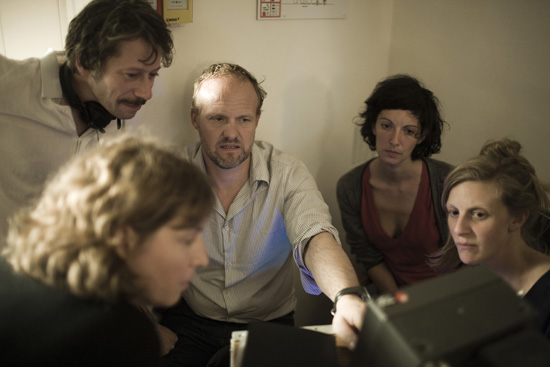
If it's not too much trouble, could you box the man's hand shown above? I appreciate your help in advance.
[154,322,178,357]
[331,295,367,350]
[302,232,367,348]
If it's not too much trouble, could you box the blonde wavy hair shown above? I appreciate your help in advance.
[430,138,550,272]
[3,136,214,303]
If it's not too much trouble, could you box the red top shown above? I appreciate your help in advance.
[361,161,440,286]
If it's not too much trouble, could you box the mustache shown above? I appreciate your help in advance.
[120,98,147,106]
[218,137,240,144]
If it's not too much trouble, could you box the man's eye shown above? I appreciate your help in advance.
[180,237,195,246]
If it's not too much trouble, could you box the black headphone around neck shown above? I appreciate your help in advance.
[59,62,120,133]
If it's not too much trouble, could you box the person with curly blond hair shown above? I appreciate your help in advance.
[0,136,214,366]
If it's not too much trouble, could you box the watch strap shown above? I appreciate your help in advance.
[331,286,370,316]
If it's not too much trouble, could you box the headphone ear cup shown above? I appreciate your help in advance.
[83,101,116,131]
[59,63,81,110]
[58,63,115,133]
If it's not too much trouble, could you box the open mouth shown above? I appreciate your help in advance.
[219,142,241,150]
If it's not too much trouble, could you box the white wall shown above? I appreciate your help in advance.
[388,0,550,181]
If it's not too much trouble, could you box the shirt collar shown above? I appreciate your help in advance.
[40,48,65,100]
[249,142,270,186]
[189,143,208,172]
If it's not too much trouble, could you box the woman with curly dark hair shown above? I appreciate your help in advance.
[337,74,453,293]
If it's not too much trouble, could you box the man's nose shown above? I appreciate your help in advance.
[222,120,239,138]
[134,77,154,101]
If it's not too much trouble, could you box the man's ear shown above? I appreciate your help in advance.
[190,109,199,130]
[74,58,91,79]
[509,211,529,232]
[113,226,138,259]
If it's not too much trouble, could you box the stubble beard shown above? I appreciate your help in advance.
[205,142,252,169]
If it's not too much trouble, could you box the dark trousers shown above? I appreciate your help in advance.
[157,300,294,367]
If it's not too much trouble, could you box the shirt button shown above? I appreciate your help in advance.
[224,226,229,231]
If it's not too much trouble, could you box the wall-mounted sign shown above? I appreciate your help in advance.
[257,0,348,20]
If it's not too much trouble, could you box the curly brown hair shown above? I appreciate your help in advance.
[358,74,446,160]
[4,136,214,303]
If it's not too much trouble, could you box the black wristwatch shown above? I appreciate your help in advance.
[331,286,370,315]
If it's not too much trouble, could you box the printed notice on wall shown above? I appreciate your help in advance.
[166,0,189,10]
[257,0,348,20]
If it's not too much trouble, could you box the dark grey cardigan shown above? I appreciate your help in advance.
[336,157,454,271]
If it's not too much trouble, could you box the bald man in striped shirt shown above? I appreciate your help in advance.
[157,63,367,367]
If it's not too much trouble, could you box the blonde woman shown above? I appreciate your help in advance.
[431,138,550,338]
[0,136,214,366]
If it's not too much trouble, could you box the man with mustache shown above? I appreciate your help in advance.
[157,63,367,367]
[0,0,173,249]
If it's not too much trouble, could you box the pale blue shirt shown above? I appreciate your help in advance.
[182,141,340,322]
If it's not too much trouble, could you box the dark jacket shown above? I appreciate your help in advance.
[0,260,160,367]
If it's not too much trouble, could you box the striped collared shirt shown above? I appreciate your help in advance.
[181,141,340,322]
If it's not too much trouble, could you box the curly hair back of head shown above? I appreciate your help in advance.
[4,136,214,303]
